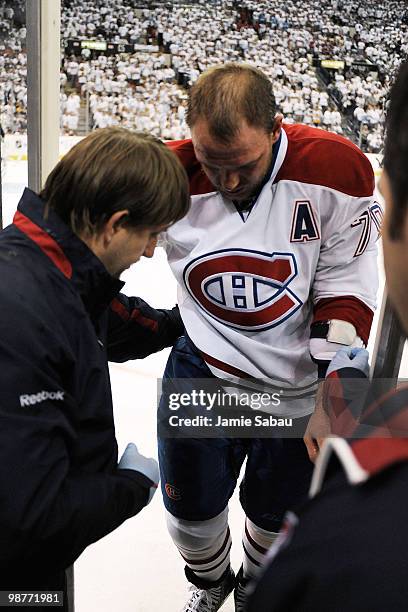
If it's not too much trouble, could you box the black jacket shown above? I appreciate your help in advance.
[247,453,408,612]
[0,188,183,577]
[246,382,408,612]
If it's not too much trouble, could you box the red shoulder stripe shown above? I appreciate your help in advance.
[166,139,215,196]
[276,125,374,198]
[13,211,73,279]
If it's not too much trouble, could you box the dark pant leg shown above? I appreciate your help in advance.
[158,336,247,519]
[240,421,314,532]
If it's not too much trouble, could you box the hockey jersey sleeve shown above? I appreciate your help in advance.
[312,189,381,345]
[107,293,184,362]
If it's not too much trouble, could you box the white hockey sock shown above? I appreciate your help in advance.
[166,508,232,584]
[242,517,279,580]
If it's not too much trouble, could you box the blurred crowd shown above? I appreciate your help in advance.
[0,0,26,134]
[62,52,189,139]
[1,0,407,152]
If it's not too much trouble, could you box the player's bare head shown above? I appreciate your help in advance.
[186,63,277,143]
[383,60,408,240]
[40,127,190,236]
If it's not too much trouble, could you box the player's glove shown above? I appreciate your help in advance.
[326,347,369,378]
[169,304,184,339]
[118,443,159,504]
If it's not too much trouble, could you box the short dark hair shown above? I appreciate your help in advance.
[40,128,190,235]
[186,63,276,142]
[384,61,408,240]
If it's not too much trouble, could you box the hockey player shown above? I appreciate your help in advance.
[246,60,408,612]
[159,63,379,611]
[0,128,189,609]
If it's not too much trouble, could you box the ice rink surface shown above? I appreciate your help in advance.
[2,160,407,611]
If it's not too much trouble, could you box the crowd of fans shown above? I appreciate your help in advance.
[62,52,190,138]
[1,0,407,153]
[62,0,159,44]
[0,1,26,134]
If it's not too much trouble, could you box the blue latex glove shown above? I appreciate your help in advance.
[326,347,370,378]
[118,443,159,504]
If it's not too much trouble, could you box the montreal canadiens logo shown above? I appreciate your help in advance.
[183,249,302,331]
[165,483,181,501]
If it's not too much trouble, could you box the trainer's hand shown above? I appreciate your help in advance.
[118,443,159,503]
[326,347,369,378]
[303,383,330,463]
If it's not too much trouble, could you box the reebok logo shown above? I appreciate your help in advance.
[20,390,65,407]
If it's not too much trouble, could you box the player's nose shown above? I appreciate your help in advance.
[220,170,240,192]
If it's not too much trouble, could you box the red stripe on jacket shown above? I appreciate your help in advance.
[110,297,158,332]
[13,211,73,279]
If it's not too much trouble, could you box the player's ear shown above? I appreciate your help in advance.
[271,114,283,143]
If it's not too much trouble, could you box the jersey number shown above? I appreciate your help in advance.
[351,203,383,257]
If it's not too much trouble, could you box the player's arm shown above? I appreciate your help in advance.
[107,293,184,362]
[305,180,380,459]
[310,194,380,374]
[0,310,153,573]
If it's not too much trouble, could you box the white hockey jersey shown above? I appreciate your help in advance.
[165,125,380,417]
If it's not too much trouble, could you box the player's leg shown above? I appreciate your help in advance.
[159,433,244,611]
[159,434,240,579]
[158,336,246,610]
[235,429,313,609]
[240,430,313,574]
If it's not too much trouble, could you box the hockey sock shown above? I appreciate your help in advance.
[242,517,279,580]
[166,508,232,584]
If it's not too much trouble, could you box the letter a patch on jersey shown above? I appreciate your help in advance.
[183,249,302,331]
[290,200,320,242]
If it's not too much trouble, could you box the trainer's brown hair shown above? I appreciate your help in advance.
[186,63,276,142]
[40,127,190,235]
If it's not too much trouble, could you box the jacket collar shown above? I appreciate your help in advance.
[13,188,124,318]
[310,436,408,498]
[310,385,408,497]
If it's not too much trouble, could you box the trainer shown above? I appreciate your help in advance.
[0,128,189,606]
